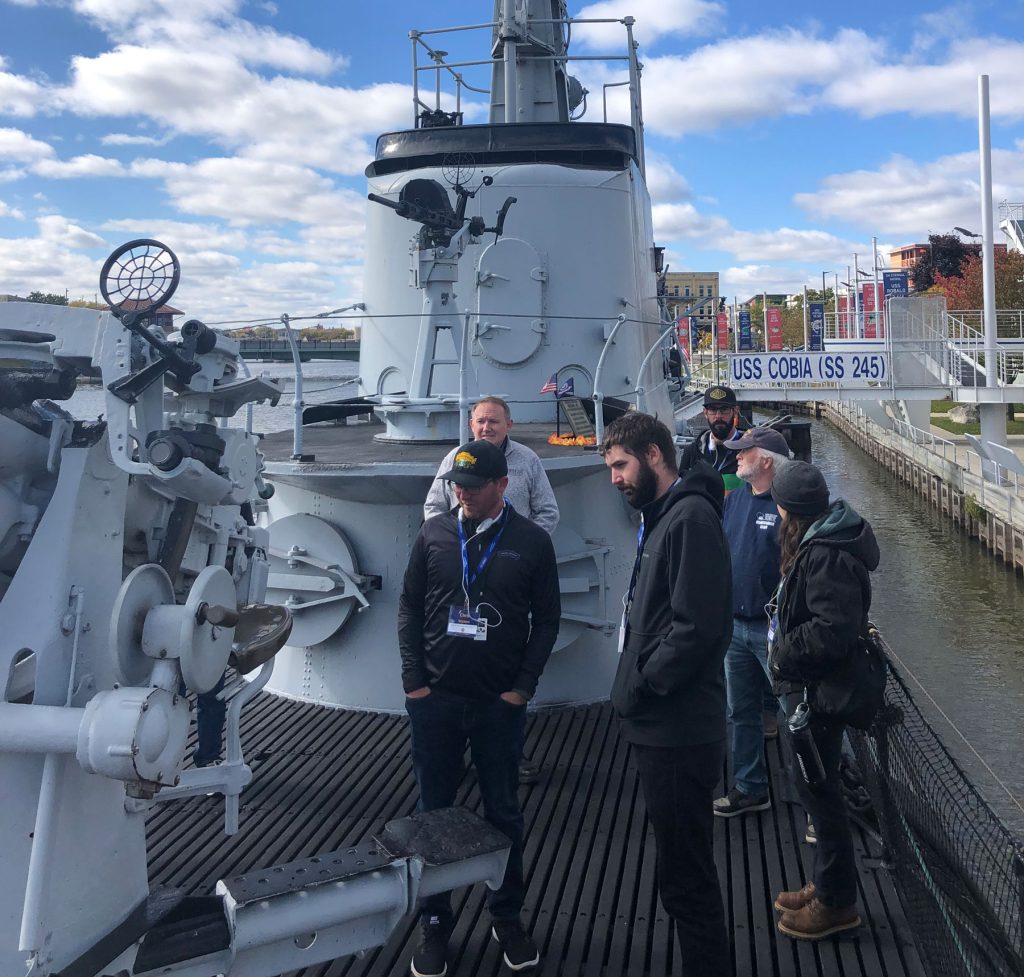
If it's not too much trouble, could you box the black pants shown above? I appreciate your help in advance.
[784,704,858,908]
[406,689,527,929]
[632,740,732,977]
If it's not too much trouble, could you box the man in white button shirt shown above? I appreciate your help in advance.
[424,396,559,534]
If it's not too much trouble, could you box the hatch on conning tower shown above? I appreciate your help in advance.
[475,237,546,366]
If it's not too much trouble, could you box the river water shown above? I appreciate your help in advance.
[763,412,1024,837]
[65,373,1024,835]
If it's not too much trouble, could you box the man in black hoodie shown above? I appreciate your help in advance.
[601,413,733,976]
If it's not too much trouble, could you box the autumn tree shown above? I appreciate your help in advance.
[909,234,971,292]
[933,250,1024,310]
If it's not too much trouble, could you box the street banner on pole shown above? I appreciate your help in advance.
[716,312,729,353]
[676,317,689,357]
[739,310,752,351]
[838,296,849,338]
[808,302,825,351]
[862,283,877,339]
[766,307,783,351]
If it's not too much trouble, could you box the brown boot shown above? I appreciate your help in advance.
[774,881,815,913]
[777,898,860,940]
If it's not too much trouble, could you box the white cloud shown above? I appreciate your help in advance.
[0,58,47,116]
[0,199,26,220]
[101,132,171,146]
[36,214,106,248]
[128,156,366,228]
[33,154,127,178]
[717,228,868,265]
[644,152,691,204]
[825,38,1024,121]
[793,148,1024,239]
[722,265,815,302]
[60,46,408,174]
[653,202,728,240]
[0,128,55,162]
[572,0,724,49]
[641,29,879,135]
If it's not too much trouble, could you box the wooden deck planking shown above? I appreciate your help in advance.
[147,698,926,977]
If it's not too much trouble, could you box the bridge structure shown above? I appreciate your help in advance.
[683,297,1023,485]
[236,338,360,362]
[715,299,1024,405]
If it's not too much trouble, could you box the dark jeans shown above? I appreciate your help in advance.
[406,689,527,929]
[783,696,857,908]
[632,740,732,977]
[180,673,226,767]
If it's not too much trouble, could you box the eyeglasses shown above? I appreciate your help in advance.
[705,406,735,417]
[453,480,496,495]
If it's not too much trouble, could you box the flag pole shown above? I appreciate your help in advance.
[555,368,560,438]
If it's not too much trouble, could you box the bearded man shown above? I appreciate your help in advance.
[601,411,734,977]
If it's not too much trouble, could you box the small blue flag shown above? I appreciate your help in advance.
[557,376,575,398]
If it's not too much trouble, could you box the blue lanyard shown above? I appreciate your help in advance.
[458,504,508,598]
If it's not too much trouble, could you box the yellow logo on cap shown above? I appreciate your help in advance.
[454,451,477,469]
[709,387,727,400]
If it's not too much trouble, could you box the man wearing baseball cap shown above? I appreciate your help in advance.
[678,385,749,493]
[398,438,561,976]
[713,427,792,817]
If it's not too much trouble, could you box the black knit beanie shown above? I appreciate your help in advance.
[771,460,829,515]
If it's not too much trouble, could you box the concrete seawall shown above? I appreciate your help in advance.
[752,399,1024,575]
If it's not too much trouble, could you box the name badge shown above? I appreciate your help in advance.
[448,605,488,641]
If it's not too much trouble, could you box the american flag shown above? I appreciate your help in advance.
[557,376,575,398]
[539,373,558,394]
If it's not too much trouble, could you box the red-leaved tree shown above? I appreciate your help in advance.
[934,250,1024,310]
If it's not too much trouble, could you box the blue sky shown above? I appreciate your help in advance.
[1,0,1023,321]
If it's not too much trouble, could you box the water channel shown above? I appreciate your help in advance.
[766,412,1024,837]
[67,368,1024,837]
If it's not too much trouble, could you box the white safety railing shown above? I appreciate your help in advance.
[831,403,1022,521]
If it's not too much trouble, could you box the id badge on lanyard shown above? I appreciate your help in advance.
[448,605,488,641]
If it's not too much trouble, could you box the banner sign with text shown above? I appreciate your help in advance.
[730,351,888,387]
[691,316,700,351]
[808,302,824,351]
[838,296,849,338]
[738,310,752,350]
[882,271,909,299]
[862,283,877,339]
[766,307,783,351]
[716,311,729,352]
[676,317,689,357]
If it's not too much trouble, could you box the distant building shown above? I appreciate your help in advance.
[889,244,929,271]
[740,293,787,307]
[663,271,720,333]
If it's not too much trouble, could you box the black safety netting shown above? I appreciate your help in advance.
[847,637,1024,977]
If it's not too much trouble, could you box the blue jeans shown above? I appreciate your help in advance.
[405,688,527,928]
[725,618,774,796]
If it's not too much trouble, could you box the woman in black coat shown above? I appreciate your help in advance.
[767,461,880,941]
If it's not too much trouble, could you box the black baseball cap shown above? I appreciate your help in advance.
[704,385,738,407]
[440,439,508,488]
[723,427,790,455]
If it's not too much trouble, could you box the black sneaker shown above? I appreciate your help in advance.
[411,918,449,977]
[491,919,540,971]
[713,787,771,818]
[518,758,541,784]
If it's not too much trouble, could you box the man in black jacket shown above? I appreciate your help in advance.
[601,413,733,977]
[678,384,748,494]
[399,438,560,977]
